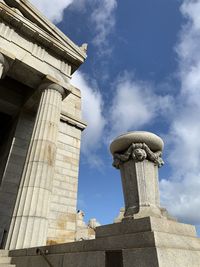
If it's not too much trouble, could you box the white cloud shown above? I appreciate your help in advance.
[160,175,200,225]
[71,71,106,157]
[73,0,117,50]
[109,73,172,139]
[160,0,200,225]
[30,0,117,49]
[29,0,73,23]
[91,0,117,48]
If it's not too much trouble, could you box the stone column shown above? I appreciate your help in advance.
[110,131,164,220]
[0,53,9,79]
[6,82,65,249]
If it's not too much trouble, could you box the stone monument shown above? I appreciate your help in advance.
[0,0,95,251]
[8,131,200,267]
[111,131,172,221]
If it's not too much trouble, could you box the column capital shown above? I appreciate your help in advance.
[0,53,9,79]
[38,82,66,99]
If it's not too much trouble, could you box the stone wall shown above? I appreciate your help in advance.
[47,87,83,244]
[0,110,35,247]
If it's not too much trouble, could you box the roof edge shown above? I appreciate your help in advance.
[3,0,87,60]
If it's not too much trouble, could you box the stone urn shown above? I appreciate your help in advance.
[110,131,166,220]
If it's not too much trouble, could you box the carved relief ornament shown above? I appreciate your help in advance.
[112,143,164,169]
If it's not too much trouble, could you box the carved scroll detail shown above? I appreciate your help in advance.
[113,143,164,169]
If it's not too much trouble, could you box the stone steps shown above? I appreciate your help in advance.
[0,250,15,267]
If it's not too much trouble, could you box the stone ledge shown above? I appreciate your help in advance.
[9,218,200,267]
[95,217,196,239]
[60,113,87,131]
[10,226,200,257]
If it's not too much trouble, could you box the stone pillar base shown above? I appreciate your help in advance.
[124,205,162,220]
[123,206,176,221]
[96,216,200,267]
[123,247,200,267]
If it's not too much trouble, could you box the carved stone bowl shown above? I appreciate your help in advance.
[110,131,164,155]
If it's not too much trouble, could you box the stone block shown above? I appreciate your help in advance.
[11,254,64,267]
[154,231,200,250]
[0,250,9,257]
[56,160,72,170]
[59,123,81,140]
[0,255,11,263]
[96,217,196,238]
[123,248,159,267]
[63,251,105,267]
[157,247,200,267]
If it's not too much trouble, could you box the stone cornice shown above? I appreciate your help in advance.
[60,112,87,131]
[3,0,87,57]
[112,143,164,169]
[0,2,86,71]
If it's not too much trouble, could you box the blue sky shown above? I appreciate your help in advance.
[31,0,200,234]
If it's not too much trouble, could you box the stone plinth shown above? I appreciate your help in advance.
[110,131,164,219]
[9,217,200,267]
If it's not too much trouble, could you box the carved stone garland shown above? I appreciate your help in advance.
[112,143,164,169]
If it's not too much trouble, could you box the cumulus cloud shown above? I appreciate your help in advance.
[90,0,117,48]
[71,71,106,157]
[108,73,173,139]
[30,0,74,23]
[160,0,200,225]
[72,71,172,166]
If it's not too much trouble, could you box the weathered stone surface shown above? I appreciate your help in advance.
[96,216,196,239]
[123,248,159,267]
[123,247,200,267]
[0,249,15,267]
[9,216,200,266]
[63,251,105,267]
[110,131,165,220]
[110,131,164,154]
[124,247,200,267]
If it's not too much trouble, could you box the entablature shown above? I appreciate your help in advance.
[0,1,87,73]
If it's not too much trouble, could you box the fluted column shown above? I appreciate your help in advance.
[6,82,65,249]
[110,131,164,220]
[0,53,9,79]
